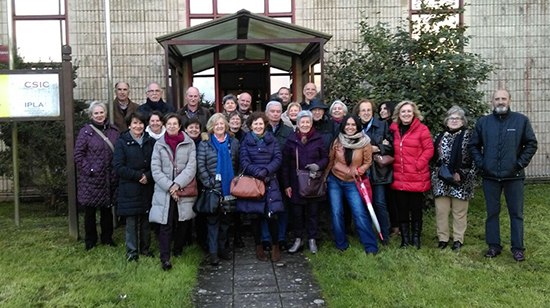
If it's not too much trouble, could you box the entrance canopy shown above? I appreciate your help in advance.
[156,9,332,109]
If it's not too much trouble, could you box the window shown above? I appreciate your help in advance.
[188,0,294,27]
[13,0,68,63]
[409,0,462,37]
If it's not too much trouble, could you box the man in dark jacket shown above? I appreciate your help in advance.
[300,82,317,111]
[309,99,337,153]
[468,90,538,262]
[178,86,211,131]
[137,82,175,118]
[112,81,139,132]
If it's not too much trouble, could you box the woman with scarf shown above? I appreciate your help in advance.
[145,111,166,140]
[329,100,348,126]
[432,106,476,251]
[197,113,240,265]
[237,112,284,262]
[75,101,119,251]
[389,101,433,249]
[281,110,328,254]
[325,114,378,255]
[150,113,197,270]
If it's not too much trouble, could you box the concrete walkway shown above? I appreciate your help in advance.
[193,237,326,308]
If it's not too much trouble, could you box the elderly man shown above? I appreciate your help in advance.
[300,82,317,111]
[177,86,211,131]
[277,87,292,111]
[309,98,336,152]
[468,89,537,262]
[112,81,139,132]
[237,92,253,132]
[137,82,175,118]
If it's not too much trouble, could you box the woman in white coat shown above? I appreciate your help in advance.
[150,113,197,270]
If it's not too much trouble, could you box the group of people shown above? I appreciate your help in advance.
[75,82,537,271]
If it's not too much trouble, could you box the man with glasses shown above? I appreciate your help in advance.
[468,89,538,262]
[137,82,175,118]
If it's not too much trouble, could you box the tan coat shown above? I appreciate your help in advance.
[326,139,372,182]
[112,98,139,132]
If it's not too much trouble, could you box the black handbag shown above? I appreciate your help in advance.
[193,188,222,214]
[438,164,459,187]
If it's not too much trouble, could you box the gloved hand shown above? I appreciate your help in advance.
[256,168,269,181]
[305,163,320,172]
[309,171,318,179]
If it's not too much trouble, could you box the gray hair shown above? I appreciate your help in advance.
[145,82,161,93]
[444,105,468,126]
[329,100,348,116]
[222,94,237,104]
[265,100,283,111]
[296,110,313,123]
[88,101,107,118]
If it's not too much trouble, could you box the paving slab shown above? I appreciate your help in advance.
[192,235,326,307]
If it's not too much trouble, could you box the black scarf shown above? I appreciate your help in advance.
[435,126,466,172]
[145,98,167,111]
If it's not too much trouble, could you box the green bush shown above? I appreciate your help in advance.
[324,3,494,133]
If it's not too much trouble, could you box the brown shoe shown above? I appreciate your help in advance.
[255,245,268,261]
[271,244,280,262]
[390,227,400,237]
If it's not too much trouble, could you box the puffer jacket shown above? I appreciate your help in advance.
[197,134,240,190]
[281,131,328,204]
[363,117,394,185]
[389,118,433,192]
[236,132,284,214]
[113,131,155,216]
[149,133,197,224]
[74,123,119,207]
[468,108,537,180]
[326,137,372,182]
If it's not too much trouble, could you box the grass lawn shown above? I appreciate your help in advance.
[0,203,203,308]
[309,183,550,308]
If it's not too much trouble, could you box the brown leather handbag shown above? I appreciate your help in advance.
[230,166,265,199]
[177,178,198,197]
[373,153,395,168]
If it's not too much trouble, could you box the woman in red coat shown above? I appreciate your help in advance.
[389,101,433,249]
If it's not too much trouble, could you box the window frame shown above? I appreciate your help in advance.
[409,0,464,34]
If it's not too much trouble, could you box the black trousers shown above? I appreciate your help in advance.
[84,206,114,245]
[394,190,424,223]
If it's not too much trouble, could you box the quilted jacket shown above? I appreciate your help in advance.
[389,118,433,192]
[113,131,155,216]
[197,134,240,190]
[149,132,197,224]
[74,123,119,207]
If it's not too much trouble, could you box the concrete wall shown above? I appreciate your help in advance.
[0,0,8,47]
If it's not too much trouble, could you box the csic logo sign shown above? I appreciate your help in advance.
[24,81,50,88]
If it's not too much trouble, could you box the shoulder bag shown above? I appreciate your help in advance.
[230,165,266,199]
[193,188,222,214]
[373,124,395,168]
[89,124,115,152]
[296,148,326,198]
[164,149,198,197]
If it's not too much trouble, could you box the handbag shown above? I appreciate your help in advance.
[193,188,222,214]
[438,164,459,187]
[230,165,265,199]
[164,149,198,197]
[296,148,326,198]
[373,153,394,168]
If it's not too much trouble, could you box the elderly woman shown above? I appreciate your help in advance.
[281,110,328,254]
[329,100,348,125]
[113,111,155,261]
[150,113,197,270]
[197,113,240,265]
[227,111,245,142]
[354,99,393,245]
[222,94,238,117]
[389,101,433,249]
[237,112,284,262]
[432,106,476,251]
[281,102,301,130]
[145,111,166,140]
[325,114,378,254]
[75,101,119,251]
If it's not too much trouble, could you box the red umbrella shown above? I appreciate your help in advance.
[354,169,383,241]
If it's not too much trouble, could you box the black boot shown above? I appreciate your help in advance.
[412,221,422,249]
[400,223,410,248]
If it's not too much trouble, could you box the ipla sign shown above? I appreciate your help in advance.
[0,71,62,121]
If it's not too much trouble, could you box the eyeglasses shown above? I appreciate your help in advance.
[147,89,162,93]
[449,117,462,122]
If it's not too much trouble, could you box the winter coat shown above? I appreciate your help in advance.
[74,123,119,207]
[326,137,372,182]
[113,131,155,216]
[178,105,212,132]
[468,109,537,181]
[149,133,197,224]
[281,131,328,204]
[268,120,294,151]
[313,115,338,154]
[389,118,433,192]
[236,132,284,214]
[112,98,139,132]
[197,134,240,190]
[136,99,175,118]
[363,117,394,185]
[432,129,476,201]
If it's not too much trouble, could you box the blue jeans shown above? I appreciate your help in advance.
[327,174,378,253]
[207,214,230,254]
[372,184,390,241]
[483,179,525,253]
